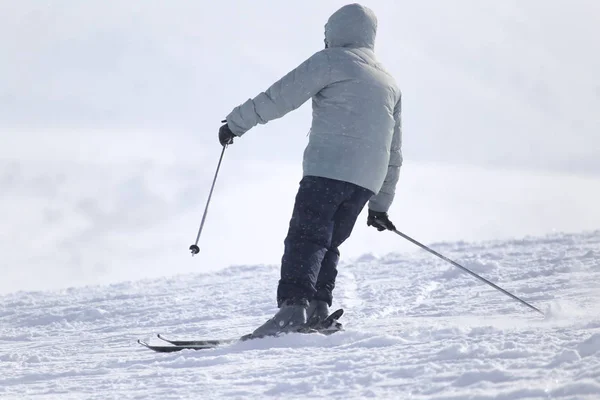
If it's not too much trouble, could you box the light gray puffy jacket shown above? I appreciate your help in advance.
[226,3,402,212]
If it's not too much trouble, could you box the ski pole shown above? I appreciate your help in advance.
[189,146,227,256]
[385,227,544,316]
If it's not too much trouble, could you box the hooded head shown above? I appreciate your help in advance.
[324,3,378,50]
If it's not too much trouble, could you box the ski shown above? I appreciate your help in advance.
[137,340,221,353]
[139,308,344,353]
[156,334,240,347]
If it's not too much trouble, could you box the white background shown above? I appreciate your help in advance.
[1,0,599,293]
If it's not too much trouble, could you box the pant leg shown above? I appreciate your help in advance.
[277,176,355,306]
[314,185,373,306]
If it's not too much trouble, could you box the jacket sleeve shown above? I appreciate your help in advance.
[368,95,403,213]
[226,50,331,136]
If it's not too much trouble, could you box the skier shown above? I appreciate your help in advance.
[218,3,402,337]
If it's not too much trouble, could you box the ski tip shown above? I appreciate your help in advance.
[330,308,344,320]
[157,333,177,344]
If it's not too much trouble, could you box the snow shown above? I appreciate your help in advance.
[1,231,599,399]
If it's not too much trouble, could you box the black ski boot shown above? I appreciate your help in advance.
[306,300,330,328]
[251,299,308,338]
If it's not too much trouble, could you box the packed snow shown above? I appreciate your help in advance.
[1,231,599,399]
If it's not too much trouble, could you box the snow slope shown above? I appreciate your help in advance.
[1,231,599,399]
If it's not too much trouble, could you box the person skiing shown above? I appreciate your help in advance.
[218,3,402,337]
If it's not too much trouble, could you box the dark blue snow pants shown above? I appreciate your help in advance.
[277,176,374,307]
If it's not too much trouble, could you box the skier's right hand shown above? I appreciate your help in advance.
[218,120,235,146]
[367,210,396,232]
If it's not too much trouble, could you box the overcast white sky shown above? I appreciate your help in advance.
[1,1,599,294]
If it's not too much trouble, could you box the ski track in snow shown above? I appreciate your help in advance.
[1,232,600,399]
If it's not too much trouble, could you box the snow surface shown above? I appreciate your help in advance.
[1,231,599,399]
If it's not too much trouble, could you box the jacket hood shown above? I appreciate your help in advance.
[324,3,377,49]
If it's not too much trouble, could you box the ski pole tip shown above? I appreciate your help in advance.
[189,244,200,256]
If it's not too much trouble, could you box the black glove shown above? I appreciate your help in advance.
[218,120,235,146]
[367,209,396,232]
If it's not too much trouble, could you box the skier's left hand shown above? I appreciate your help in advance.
[367,209,396,232]
[218,121,235,146]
